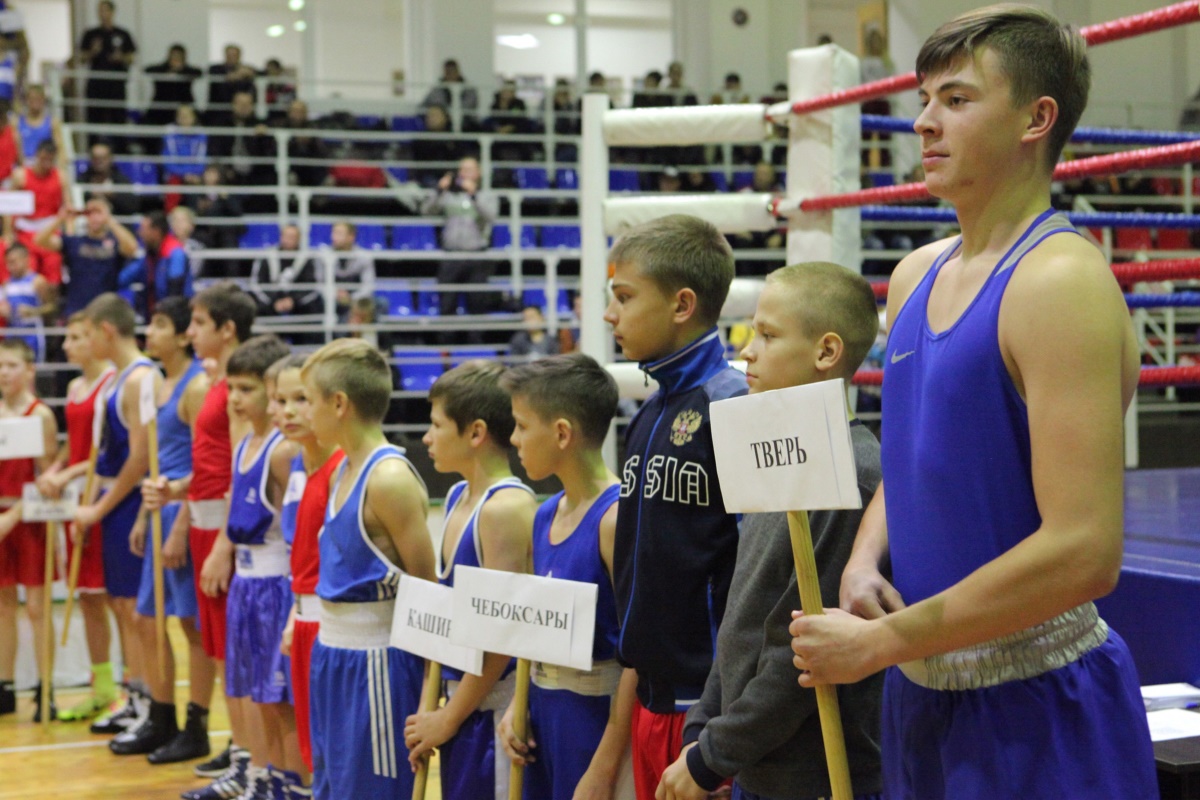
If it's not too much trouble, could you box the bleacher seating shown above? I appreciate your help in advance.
[393,225,439,251]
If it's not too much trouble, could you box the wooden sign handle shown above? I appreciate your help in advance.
[41,520,56,727]
[61,445,98,646]
[787,510,853,800]
[411,661,443,800]
[147,417,167,683]
[507,658,531,800]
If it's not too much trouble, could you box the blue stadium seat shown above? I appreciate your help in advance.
[386,166,409,183]
[522,288,547,310]
[541,225,581,249]
[555,168,578,189]
[400,361,444,391]
[390,116,425,132]
[516,167,550,190]
[491,225,512,249]
[116,160,160,186]
[449,348,499,368]
[556,288,572,314]
[414,282,440,316]
[377,289,414,316]
[309,223,333,247]
[520,225,539,249]
[357,224,386,250]
[609,169,640,192]
[355,115,383,129]
[74,159,88,180]
[732,170,754,191]
[867,170,895,188]
[239,223,280,249]
[710,171,729,192]
[392,225,438,251]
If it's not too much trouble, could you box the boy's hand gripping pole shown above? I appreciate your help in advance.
[411,661,442,800]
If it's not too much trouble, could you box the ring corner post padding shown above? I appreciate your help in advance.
[787,45,862,272]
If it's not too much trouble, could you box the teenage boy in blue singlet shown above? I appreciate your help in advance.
[787,7,1157,798]
[302,338,437,800]
[498,353,637,799]
[404,360,538,799]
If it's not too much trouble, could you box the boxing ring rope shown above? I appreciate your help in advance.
[860,206,1200,229]
[769,0,1200,120]
[869,259,1200,300]
[862,114,1200,146]
[849,364,1200,387]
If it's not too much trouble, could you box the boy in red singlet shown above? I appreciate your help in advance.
[0,338,60,720]
[5,139,63,285]
[273,354,343,783]
[35,312,116,721]
[142,284,258,794]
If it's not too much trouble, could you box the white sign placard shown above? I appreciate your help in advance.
[390,575,484,676]
[21,482,79,522]
[710,378,861,512]
[0,416,45,460]
[450,566,597,671]
[139,371,157,425]
[0,191,34,216]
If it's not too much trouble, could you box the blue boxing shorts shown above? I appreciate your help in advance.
[225,570,292,704]
[136,502,198,619]
[100,488,145,599]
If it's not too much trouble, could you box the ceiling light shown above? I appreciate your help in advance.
[496,34,539,50]
[267,24,285,37]
[288,0,305,9]
[547,13,565,25]
[294,19,307,31]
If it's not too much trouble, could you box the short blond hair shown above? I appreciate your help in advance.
[301,339,392,423]
[766,262,879,378]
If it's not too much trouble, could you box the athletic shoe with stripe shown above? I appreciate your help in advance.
[180,749,249,800]
[194,740,234,778]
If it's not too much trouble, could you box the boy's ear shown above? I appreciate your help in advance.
[467,418,488,445]
[1021,95,1059,147]
[672,287,699,325]
[554,417,573,448]
[814,332,845,375]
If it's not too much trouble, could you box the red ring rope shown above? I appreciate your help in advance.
[787,2,1200,117]
[869,259,1200,300]
[799,140,1200,212]
[851,365,1200,387]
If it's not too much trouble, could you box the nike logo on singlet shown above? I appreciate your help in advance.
[891,350,915,364]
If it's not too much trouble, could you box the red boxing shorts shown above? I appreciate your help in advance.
[0,522,52,587]
[630,701,689,800]
[64,521,106,592]
[189,526,228,661]
[291,613,320,771]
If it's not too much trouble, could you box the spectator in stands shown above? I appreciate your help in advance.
[557,293,581,354]
[15,85,65,166]
[713,72,749,105]
[206,43,259,118]
[656,166,683,193]
[817,33,833,45]
[209,90,277,211]
[185,162,243,277]
[486,79,532,187]
[0,6,28,107]
[633,71,667,109]
[508,305,557,359]
[729,163,784,252]
[78,0,136,142]
[248,223,323,320]
[282,99,328,187]
[33,197,137,317]
[421,58,478,123]
[143,43,201,127]
[161,104,207,211]
[666,61,698,106]
[78,141,138,215]
[683,168,717,193]
[747,161,782,194]
[549,78,578,135]
[167,205,206,278]
[7,139,65,284]
[421,156,498,335]
[117,210,192,320]
[323,220,375,321]
[264,58,295,123]
[412,104,459,188]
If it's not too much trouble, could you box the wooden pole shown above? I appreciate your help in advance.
[786,510,853,800]
[41,520,56,727]
[146,417,166,684]
[411,661,443,800]
[60,444,98,646]
[507,658,531,800]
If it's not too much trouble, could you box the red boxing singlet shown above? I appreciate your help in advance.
[16,167,62,231]
[291,449,344,595]
[0,126,16,183]
[188,377,230,502]
[65,370,115,466]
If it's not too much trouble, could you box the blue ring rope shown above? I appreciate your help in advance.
[862,114,1200,145]
[861,205,1200,229]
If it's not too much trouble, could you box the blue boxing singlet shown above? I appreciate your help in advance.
[157,360,203,481]
[226,429,285,546]
[281,451,306,547]
[882,209,1077,604]
[96,357,155,478]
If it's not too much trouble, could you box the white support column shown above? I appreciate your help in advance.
[580,92,614,467]
[786,45,861,271]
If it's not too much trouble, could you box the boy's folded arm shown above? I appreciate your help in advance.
[366,459,436,582]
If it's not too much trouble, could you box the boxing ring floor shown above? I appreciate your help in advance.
[1097,468,1200,686]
